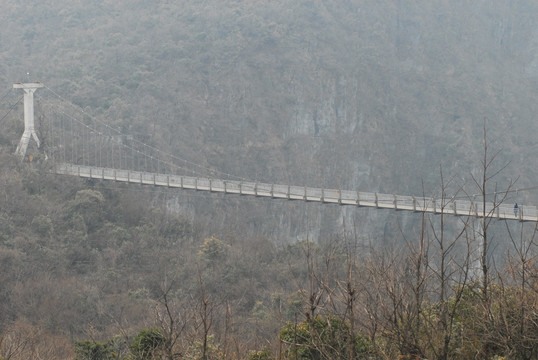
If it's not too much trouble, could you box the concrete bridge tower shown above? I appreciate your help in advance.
[13,82,44,157]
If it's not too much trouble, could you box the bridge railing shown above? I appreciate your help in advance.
[53,163,537,222]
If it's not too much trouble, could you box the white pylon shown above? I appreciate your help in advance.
[13,82,43,157]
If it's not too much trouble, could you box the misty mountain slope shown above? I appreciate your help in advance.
[1,0,537,240]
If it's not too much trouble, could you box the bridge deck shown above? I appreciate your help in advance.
[54,163,538,222]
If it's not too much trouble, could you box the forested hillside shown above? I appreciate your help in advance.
[1,1,537,359]
[2,0,538,239]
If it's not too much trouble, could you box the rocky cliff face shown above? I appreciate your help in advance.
[2,0,537,242]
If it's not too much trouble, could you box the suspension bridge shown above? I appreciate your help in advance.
[5,82,538,222]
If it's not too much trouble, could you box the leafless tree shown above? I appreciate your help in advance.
[468,118,517,304]
[153,275,189,360]
[425,167,472,360]
[191,267,217,360]
[496,221,538,359]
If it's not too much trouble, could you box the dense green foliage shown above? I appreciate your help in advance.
[130,328,166,360]
[279,316,371,359]
[74,340,118,360]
